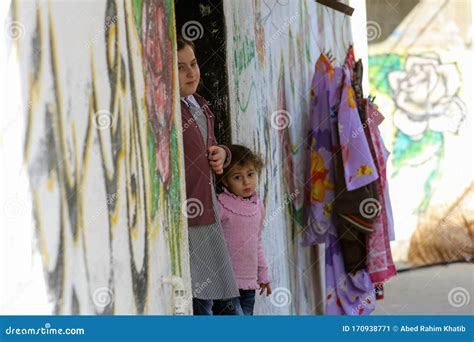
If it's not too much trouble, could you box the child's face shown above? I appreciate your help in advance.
[223,163,257,198]
[178,45,200,97]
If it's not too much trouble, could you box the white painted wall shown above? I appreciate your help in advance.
[224,0,367,315]
[1,0,191,315]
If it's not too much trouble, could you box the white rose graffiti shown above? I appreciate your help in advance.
[388,55,466,140]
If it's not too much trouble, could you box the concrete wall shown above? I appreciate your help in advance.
[224,0,367,315]
[225,0,315,315]
[1,0,191,314]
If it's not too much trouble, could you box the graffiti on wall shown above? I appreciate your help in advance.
[369,53,467,212]
[16,0,189,314]
[225,0,320,315]
[367,0,473,264]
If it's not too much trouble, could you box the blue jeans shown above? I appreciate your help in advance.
[238,289,256,316]
[192,297,243,315]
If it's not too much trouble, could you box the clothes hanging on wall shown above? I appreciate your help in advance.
[302,47,396,315]
[344,48,397,284]
[302,51,379,315]
[333,49,382,275]
[362,99,397,283]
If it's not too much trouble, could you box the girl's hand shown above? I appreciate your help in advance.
[259,283,272,296]
[208,146,226,175]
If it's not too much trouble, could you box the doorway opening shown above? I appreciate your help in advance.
[174,0,231,145]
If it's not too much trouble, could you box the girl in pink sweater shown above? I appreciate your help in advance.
[217,145,272,315]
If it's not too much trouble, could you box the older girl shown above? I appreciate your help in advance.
[177,36,241,315]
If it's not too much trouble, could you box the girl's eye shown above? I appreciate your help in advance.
[178,66,184,71]
[248,172,255,177]
[191,62,197,67]
[234,176,241,180]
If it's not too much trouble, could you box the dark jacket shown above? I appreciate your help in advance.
[181,93,231,226]
[335,60,379,273]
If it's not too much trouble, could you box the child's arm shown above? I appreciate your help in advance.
[219,145,232,168]
[257,203,271,293]
[208,144,232,174]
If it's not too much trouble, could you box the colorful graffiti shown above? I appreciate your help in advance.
[14,0,189,314]
[141,0,174,190]
[369,53,466,212]
[224,0,322,315]
[367,0,473,264]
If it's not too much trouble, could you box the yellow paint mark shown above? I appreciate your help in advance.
[47,173,55,191]
[107,24,117,67]
[130,218,139,241]
[33,191,50,266]
[12,0,20,59]
[111,210,119,226]
[110,144,126,240]
[81,100,94,179]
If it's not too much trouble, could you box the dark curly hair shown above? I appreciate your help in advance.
[218,144,264,187]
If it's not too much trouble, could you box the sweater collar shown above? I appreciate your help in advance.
[218,187,259,216]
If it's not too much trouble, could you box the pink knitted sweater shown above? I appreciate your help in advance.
[217,188,271,290]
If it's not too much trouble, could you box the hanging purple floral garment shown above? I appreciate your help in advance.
[302,53,379,315]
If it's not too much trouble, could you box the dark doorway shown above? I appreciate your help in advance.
[175,0,231,145]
